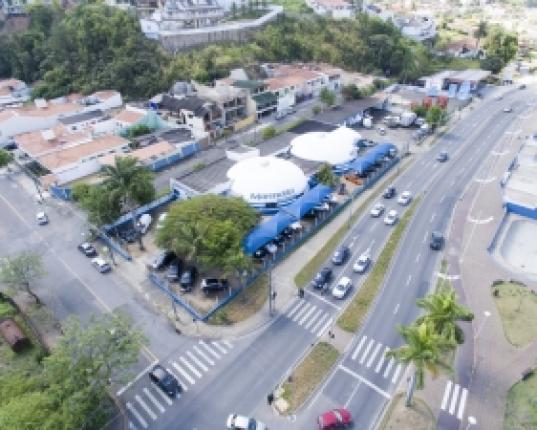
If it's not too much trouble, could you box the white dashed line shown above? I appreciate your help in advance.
[406,275,412,286]
[415,252,421,263]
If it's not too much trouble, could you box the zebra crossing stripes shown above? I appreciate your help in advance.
[199,339,220,359]
[351,336,368,360]
[142,387,165,413]
[359,339,375,364]
[366,343,382,368]
[284,299,334,337]
[375,347,389,373]
[172,361,196,385]
[127,402,148,429]
[135,395,157,421]
[179,356,202,378]
[440,380,469,421]
[304,308,323,330]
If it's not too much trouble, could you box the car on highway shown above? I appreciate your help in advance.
[430,231,445,250]
[332,276,352,299]
[226,414,267,430]
[397,191,412,206]
[78,242,97,257]
[311,267,333,290]
[353,253,371,273]
[201,278,229,295]
[331,246,350,265]
[494,95,503,101]
[148,364,181,398]
[383,186,396,199]
[179,266,198,291]
[384,209,398,225]
[436,151,449,162]
[370,203,385,217]
[503,106,513,113]
[151,250,176,271]
[36,211,48,225]
[519,84,526,90]
[91,257,111,273]
[167,258,182,282]
[377,126,387,135]
[317,408,353,430]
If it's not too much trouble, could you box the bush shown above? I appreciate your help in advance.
[192,162,206,172]
[71,183,91,202]
[312,105,321,115]
[261,125,278,141]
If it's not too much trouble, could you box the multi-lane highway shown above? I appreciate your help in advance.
[115,86,534,430]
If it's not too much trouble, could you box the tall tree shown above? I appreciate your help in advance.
[320,87,336,109]
[78,183,123,226]
[426,105,447,130]
[0,149,12,167]
[101,156,155,249]
[387,322,453,406]
[316,163,337,187]
[416,286,474,345]
[474,20,488,49]
[0,251,45,304]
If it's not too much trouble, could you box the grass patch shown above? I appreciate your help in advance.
[208,274,269,325]
[491,282,537,347]
[294,168,408,289]
[428,56,481,74]
[379,393,436,430]
[504,372,537,430]
[280,342,339,412]
[337,198,420,333]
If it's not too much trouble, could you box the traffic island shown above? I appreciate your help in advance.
[504,370,537,430]
[274,342,339,414]
[378,393,436,430]
[337,198,419,333]
[491,280,537,347]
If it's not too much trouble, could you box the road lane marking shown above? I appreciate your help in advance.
[287,300,306,318]
[430,212,436,223]
[143,387,165,413]
[117,360,158,396]
[375,347,390,373]
[180,356,202,378]
[304,309,323,330]
[152,384,174,405]
[449,384,460,415]
[351,336,368,360]
[406,275,412,286]
[415,252,421,263]
[317,317,333,338]
[222,340,233,349]
[338,365,391,399]
[186,351,208,373]
[199,340,220,360]
[292,302,312,322]
[423,231,428,244]
[126,402,148,429]
[366,343,382,368]
[171,361,195,385]
[298,304,317,326]
[311,313,329,334]
[305,290,342,310]
[369,239,376,249]
[211,341,227,354]
[360,339,375,364]
[440,195,445,203]
[391,364,403,384]
[441,380,453,410]
[193,345,215,366]
[457,388,469,419]
[393,304,399,315]
[166,367,189,391]
[383,358,395,378]
[135,395,157,421]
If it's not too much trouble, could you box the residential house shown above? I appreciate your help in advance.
[442,38,480,58]
[159,93,218,138]
[15,126,93,160]
[59,110,106,132]
[306,0,355,19]
[217,79,278,119]
[0,79,30,107]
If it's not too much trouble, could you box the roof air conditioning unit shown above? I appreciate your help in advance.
[41,129,56,141]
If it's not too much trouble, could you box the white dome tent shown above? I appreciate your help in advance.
[227,156,308,207]
[289,126,360,165]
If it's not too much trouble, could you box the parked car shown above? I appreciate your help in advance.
[156,212,167,230]
[179,266,198,291]
[137,213,152,234]
[119,228,139,243]
[332,277,352,299]
[201,278,229,294]
[226,414,267,430]
[519,84,526,90]
[397,191,412,206]
[436,151,449,162]
[36,211,48,225]
[311,267,333,290]
[384,210,398,225]
[314,202,330,212]
[148,364,181,397]
[91,257,112,273]
[377,126,387,135]
[151,250,176,271]
[273,234,286,246]
[383,187,396,199]
[370,203,385,218]
[503,106,513,113]
[253,248,267,259]
[331,246,350,265]
[353,253,371,273]
[265,241,278,254]
[317,408,353,430]
[275,110,287,120]
[430,231,445,250]
[78,242,97,257]
[167,258,183,282]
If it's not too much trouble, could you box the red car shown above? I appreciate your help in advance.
[317,408,353,430]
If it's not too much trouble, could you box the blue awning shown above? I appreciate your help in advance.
[280,184,332,220]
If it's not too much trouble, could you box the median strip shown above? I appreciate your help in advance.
[337,198,420,333]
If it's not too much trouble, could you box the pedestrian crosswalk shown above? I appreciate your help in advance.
[349,335,405,385]
[440,380,469,421]
[285,299,333,337]
[125,339,233,429]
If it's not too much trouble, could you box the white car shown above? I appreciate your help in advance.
[91,257,112,273]
[156,213,167,230]
[503,106,513,113]
[226,414,267,430]
[384,210,398,225]
[370,203,385,217]
[36,211,48,225]
[332,276,352,299]
[353,253,371,273]
[397,191,412,206]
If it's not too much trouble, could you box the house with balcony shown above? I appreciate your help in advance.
[217,79,278,119]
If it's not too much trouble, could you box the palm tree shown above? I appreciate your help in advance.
[387,322,452,406]
[416,286,474,346]
[101,156,155,250]
[474,20,488,51]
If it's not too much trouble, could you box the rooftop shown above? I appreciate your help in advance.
[59,110,104,125]
[159,94,210,115]
[15,126,92,157]
[504,141,537,209]
[114,108,146,124]
[100,141,176,166]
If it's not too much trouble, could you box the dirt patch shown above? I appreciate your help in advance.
[380,393,436,430]
[504,371,537,430]
[492,281,537,347]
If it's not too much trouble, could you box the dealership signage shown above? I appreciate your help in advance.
[249,188,295,202]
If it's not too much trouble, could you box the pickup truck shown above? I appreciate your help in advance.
[201,278,229,294]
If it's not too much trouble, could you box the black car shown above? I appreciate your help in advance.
[120,228,139,243]
[179,266,198,291]
[149,364,181,397]
[331,246,350,265]
[311,267,333,289]
[167,258,183,282]
[201,278,229,294]
[430,231,445,250]
[383,187,396,199]
[151,250,176,270]
[436,151,449,162]
[77,242,97,257]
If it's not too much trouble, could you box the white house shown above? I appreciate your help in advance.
[0,79,30,107]
[306,0,355,19]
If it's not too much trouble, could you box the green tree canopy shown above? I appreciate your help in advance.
[320,87,336,108]
[78,183,123,226]
[0,251,45,304]
[316,163,337,187]
[425,105,447,130]
[0,149,12,167]
[483,25,518,68]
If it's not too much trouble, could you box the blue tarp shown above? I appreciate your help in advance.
[367,143,396,162]
[243,184,332,255]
